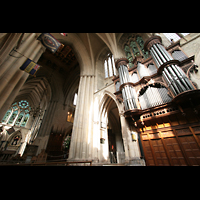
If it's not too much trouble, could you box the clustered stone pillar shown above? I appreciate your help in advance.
[115,58,138,111]
[68,75,95,161]
[144,36,195,97]
[0,33,46,120]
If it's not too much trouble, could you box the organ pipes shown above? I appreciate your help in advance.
[144,35,195,97]
[115,58,138,111]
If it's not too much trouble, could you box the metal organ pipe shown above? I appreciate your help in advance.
[156,43,172,61]
[150,49,160,68]
[155,87,162,106]
[115,58,140,111]
[157,44,173,61]
[174,65,195,89]
[171,64,191,90]
[119,66,124,84]
[167,66,186,92]
[145,92,150,108]
[125,65,131,82]
[151,87,160,106]
[151,47,163,66]
[163,68,181,95]
[160,88,166,103]
[126,86,134,109]
[162,70,177,96]
[118,67,123,84]
[122,88,128,110]
[153,44,167,63]
[121,65,127,83]
[147,86,155,107]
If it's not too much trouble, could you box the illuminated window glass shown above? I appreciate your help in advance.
[73,93,78,106]
[8,110,18,124]
[124,35,149,68]
[1,100,31,127]
[104,53,116,78]
[181,33,189,36]
[104,60,108,78]
[15,112,24,126]
[1,109,12,123]
[21,113,30,127]
[163,33,181,42]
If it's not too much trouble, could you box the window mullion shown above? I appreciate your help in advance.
[19,112,25,126]
[136,41,143,57]
[129,43,135,60]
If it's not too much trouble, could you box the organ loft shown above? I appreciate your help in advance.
[1,33,200,166]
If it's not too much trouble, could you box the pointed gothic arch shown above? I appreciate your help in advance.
[98,91,125,163]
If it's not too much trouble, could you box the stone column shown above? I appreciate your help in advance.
[68,75,95,161]
[35,100,58,155]
[0,33,36,77]
[119,113,130,163]
[0,33,23,66]
[0,40,45,120]
[120,113,145,165]
[144,36,195,97]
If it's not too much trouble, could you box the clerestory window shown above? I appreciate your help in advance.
[73,93,78,106]
[104,53,116,78]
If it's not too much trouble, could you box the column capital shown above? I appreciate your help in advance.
[115,57,129,70]
[144,35,162,51]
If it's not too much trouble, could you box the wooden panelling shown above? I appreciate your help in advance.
[143,140,155,166]
[151,139,170,166]
[140,123,200,166]
[178,136,200,166]
[164,137,187,166]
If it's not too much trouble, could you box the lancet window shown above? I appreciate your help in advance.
[1,100,31,127]
[104,53,116,78]
[124,35,149,68]
[73,93,78,106]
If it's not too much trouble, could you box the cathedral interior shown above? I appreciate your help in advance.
[1,33,200,166]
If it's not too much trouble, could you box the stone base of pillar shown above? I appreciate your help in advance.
[127,158,146,166]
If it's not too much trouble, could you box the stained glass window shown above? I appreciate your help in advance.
[1,109,12,123]
[15,112,24,126]
[1,100,31,127]
[124,35,149,68]
[130,41,140,57]
[21,113,30,127]
[19,100,29,109]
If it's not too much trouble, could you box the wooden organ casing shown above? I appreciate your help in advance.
[113,36,200,165]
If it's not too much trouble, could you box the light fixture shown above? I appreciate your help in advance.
[131,132,137,142]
